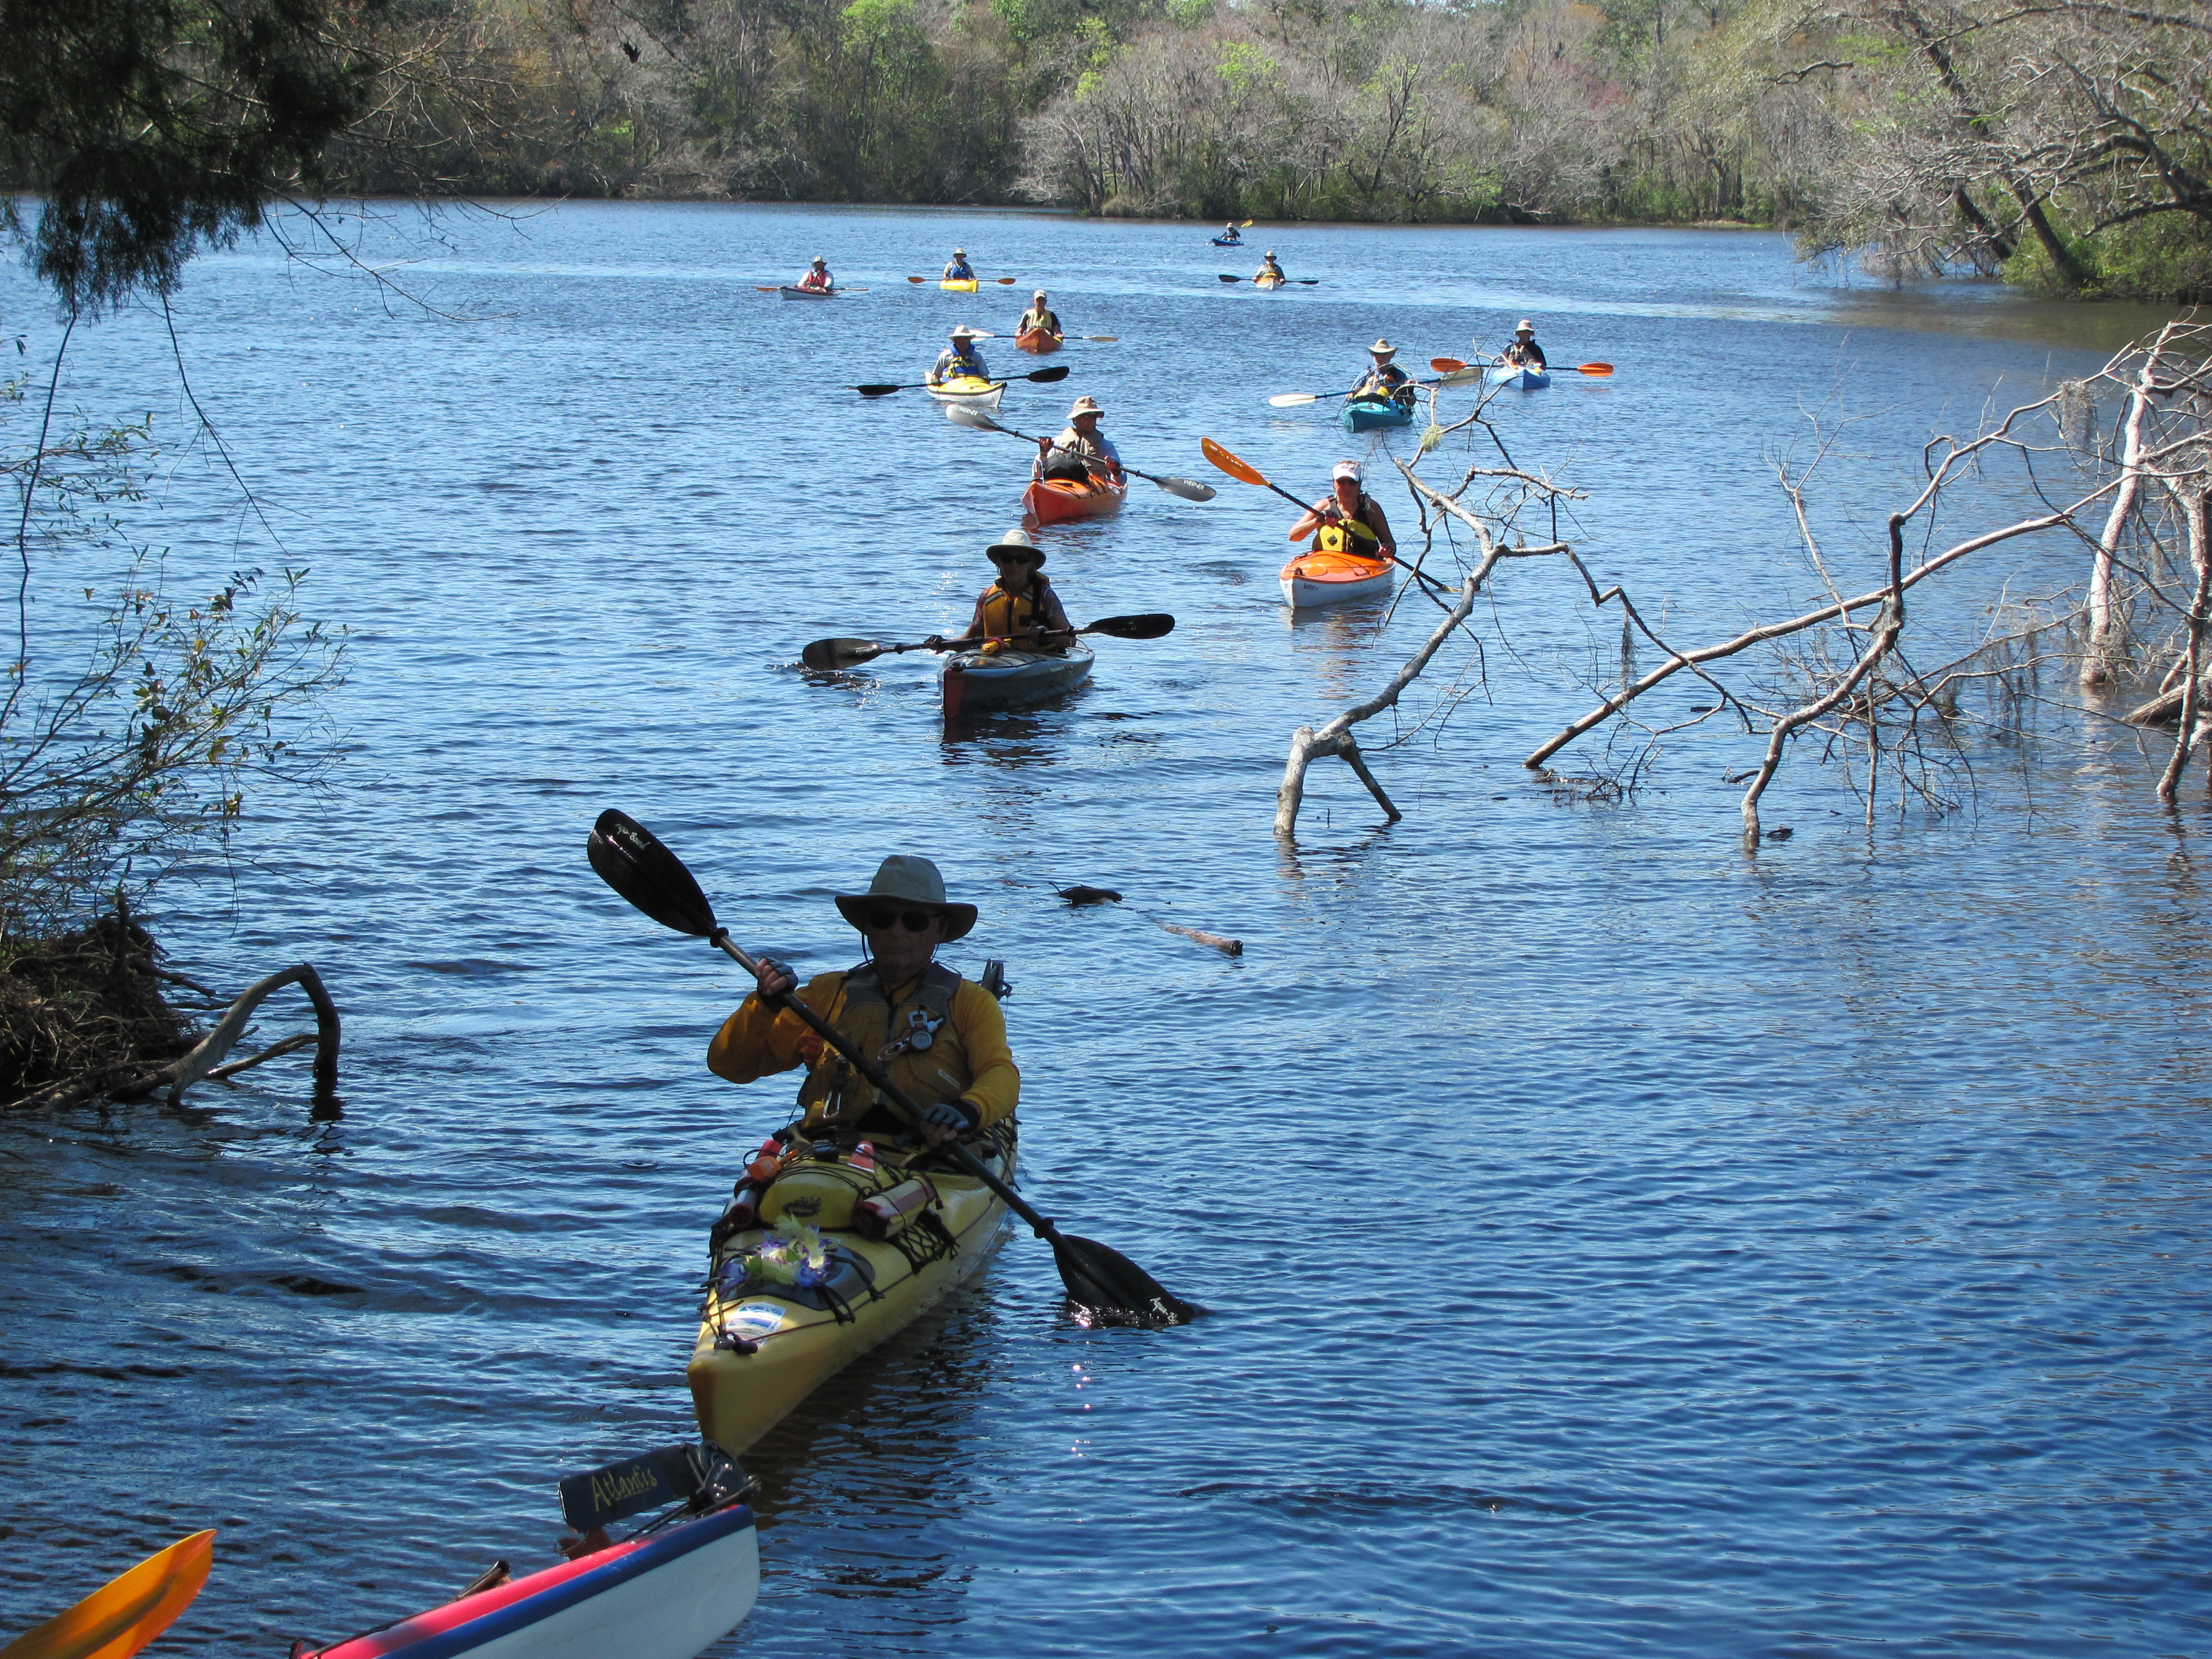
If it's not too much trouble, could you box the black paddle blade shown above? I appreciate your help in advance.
[1085,613,1175,640]
[1026,365,1071,384]
[588,810,720,939]
[801,637,882,669]
[1051,1232,1201,1327]
[1217,273,1240,283]
[854,384,902,397]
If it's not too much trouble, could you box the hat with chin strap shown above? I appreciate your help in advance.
[834,856,977,940]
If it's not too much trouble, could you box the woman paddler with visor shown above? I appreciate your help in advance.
[709,857,1017,1150]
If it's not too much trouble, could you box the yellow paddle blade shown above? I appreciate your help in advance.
[1201,437,1267,488]
[0,1531,214,1659]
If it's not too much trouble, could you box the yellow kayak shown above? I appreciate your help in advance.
[688,1133,1015,1453]
[925,374,1007,409]
[940,277,979,292]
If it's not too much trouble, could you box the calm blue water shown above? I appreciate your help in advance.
[2,206,2207,1658]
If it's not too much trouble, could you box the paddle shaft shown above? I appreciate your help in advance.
[963,415,1198,494]
[707,931,1064,1239]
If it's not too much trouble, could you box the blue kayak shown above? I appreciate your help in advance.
[1343,397,1414,432]
[1486,364,1551,389]
[1212,235,1243,246]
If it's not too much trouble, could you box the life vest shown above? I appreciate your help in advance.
[794,961,971,1134]
[1313,496,1384,556]
[979,576,1058,641]
[1021,309,1059,334]
[937,346,984,381]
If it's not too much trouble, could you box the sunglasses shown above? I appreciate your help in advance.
[862,907,939,933]
[991,551,1039,565]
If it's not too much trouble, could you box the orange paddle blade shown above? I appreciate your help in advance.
[0,1531,214,1659]
[996,276,1018,283]
[906,275,925,283]
[1429,357,1467,372]
[1577,361,1614,375]
[1201,438,1267,488]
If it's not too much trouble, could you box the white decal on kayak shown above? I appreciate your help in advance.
[729,1301,786,1336]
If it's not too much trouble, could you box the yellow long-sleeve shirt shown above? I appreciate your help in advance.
[707,967,1019,1134]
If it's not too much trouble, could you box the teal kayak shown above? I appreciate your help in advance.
[1343,397,1414,432]
[1486,365,1551,390]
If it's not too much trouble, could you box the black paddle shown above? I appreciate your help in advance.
[940,406,1217,501]
[854,364,1071,398]
[586,809,1198,1326]
[802,612,1176,671]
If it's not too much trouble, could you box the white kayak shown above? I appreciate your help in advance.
[941,642,1093,719]
[1279,549,1395,609]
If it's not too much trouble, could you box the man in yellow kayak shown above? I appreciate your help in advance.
[1032,395,1124,489]
[712,857,1016,1147]
[947,528,1073,656]
[1350,338,1413,407]
[1289,460,1396,561]
[1256,250,1285,283]
[796,255,834,292]
[943,247,975,281]
[1018,290,1061,338]
[928,324,990,387]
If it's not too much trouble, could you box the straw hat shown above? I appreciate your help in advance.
[954,247,967,255]
[1033,289,1048,301]
[811,255,827,266]
[986,525,1045,568]
[1369,338,1396,358]
[1068,395,1104,420]
[833,856,977,941]
[949,324,984,340]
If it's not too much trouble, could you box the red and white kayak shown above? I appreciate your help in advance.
[1280,548,1394,609]
[293,1501,757,1659]
[1023,475,1126,525]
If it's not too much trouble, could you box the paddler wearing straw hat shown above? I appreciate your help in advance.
[1256,249,1285,283]
[942,528,1073,657]
[928,324,990,386]
[943,247,975,281]
[1350,338,1414,406]
[1288,460,1396,560]
[1033,395,1124,488]
[796,255,834,292]
[712,857,1016,1149]
[1499,318,1548,370]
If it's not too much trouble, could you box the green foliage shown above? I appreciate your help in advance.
[2004,215,2212,304]
[0,0,385,314]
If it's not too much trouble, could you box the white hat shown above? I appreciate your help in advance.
[954,247,967,255]
[811,255,827,266]
[1332,461,1362,482]
[1369,338,1396,357]
[1516,319,1535,333]
[949,324,984,340]
[1069,395,1104,418]
[1033,289,1047,300]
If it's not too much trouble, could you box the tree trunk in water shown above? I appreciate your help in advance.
[2083,343,2165,688]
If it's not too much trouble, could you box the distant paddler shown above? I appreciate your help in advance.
[1032,395,1124,491]
[712,857,1014,1149]
[1498,318,1548,370]
[796,255,834,293]
[1288,460,1396,560]
[943,247,976,281]
[1255,250,1286,284]
[1349,337,1413,407]
[1017,290,1061,341]
[1219,221,1243,244]
[927,324,991,387]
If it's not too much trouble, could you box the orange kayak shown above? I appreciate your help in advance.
[1024,476,1127,525]
[1280,548,1393,608]
[1015,326,1063,354]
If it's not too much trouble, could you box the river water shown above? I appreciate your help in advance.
[2,206,2207,1657]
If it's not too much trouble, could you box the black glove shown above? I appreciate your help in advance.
[918,1098,980,1133]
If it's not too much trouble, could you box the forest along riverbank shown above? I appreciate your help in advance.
[1,207,2208,1658]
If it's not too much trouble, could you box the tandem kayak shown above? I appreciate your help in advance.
[942,643,1094,720]
[1014,326,1062,354]
[777,286,839,300]
[297,1458,757,1659]
[1024,475,1126,525]
[1487,364,1551,389]
[1281,549,1394,609]
[926,375,1006,409]
[1343,397,1413,432]
[689,1131,1017,1450]
[940,278,980,292]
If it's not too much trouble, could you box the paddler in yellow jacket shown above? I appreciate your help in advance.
[952,528,1072,656]
[709,856,1016,1147]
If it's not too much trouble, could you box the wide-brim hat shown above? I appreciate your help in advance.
[954,247,967,255]
[1515,319,1535,333]
[1369,338,1396,357]
[987,525,1044,568]
[834,855,977,940]
[811,256,828,266]
[949,324,984,340]
[1068,395,1104,419]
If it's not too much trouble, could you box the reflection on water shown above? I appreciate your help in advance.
[1,205,2208,1658]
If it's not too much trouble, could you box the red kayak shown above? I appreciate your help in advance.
[1024,476,1127,525]
[1014,326,1062,354]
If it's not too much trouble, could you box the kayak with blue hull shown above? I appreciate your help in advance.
[1486,365,1552,389]
[1343,397,1414,432]
[942,642,1094,721]
[297,1498,758,1659]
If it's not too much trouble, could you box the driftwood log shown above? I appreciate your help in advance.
[117,962,341,1108]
